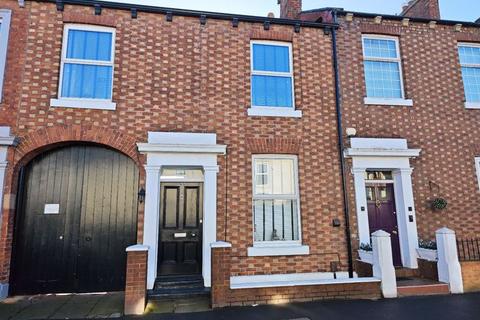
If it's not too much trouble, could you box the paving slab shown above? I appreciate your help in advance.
[11,295,71,320]
[0,293,124,320]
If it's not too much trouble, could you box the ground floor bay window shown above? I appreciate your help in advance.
[248,155,309,256]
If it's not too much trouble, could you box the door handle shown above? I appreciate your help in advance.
[85,236,92,241]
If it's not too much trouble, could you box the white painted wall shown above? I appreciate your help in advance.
[436,228,463,294]
[138,132,226,289]
[0,126,16,300]
[346,138,421,269]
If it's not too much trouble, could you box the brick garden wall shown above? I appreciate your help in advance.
[211,247,381,308]
[335,15,480,252]
[124,250,148,315]
[0,0,349,293]
[460,261,480,292]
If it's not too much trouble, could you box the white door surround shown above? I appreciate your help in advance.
[345,138,421,268]
[0,126,17,300]
[137,132,227,289]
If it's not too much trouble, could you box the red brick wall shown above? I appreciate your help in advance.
[279,0,302,19]
[211,247,381,308]
[335,16,480,247]
[0,0,346,291]
[401,0,441,20]
[125,250,148,315]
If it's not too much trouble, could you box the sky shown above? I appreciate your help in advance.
[108,0,479,22]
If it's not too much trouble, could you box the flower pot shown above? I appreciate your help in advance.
[358,249,373,264]
[416,248,437,261]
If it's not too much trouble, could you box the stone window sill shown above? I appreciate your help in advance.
[465,102,480,109]
[364,97,413,107]
[247,106,302,118]
[247,244,310,257]
[51,98,116,110]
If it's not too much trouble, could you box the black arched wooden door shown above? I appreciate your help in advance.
[11,145,139,294]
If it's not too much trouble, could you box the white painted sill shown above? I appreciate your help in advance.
[364,97,413,107]
[50,98,117,110]
[230,272,378,290]
[247,106,302,118]
[465,102,480,109]
[247,244,310,257]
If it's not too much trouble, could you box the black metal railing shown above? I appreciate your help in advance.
[457,238,480,261]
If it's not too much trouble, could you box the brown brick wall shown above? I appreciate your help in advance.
[124,250,148,315]
[279,0,302,20]
[335,16,480,250]
[0,0,347,292]
[211,246,381,308]
[460,261,480,292]
[401,0,441,20]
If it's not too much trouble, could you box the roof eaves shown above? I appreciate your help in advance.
[35,0,338,29]
[333,9,479,27]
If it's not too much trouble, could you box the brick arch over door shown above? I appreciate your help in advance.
[0,125,144,289]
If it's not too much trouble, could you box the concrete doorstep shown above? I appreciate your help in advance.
[0,292,124,320]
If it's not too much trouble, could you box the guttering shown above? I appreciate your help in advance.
[330,9,354,278]
[301,7,480,27]
[335,9,479,27]
[37,0,338,29]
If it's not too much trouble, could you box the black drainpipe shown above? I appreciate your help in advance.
[330,10,354,278]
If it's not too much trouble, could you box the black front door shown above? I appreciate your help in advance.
[11,145,139,294]
[158,183,203,276]
[366,183,402,266]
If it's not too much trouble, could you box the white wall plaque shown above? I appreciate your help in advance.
[44,204,60,215]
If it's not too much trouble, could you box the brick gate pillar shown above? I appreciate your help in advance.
[211,241,232,308]
[124,244,149,315]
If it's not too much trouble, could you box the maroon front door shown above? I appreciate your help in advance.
[366,183,402,266]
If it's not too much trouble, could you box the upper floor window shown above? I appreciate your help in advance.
[362,35,412,106]
[252,155,301,244]
[51,25,116,110]
[248,41,301,118]
[459,43,480,108]
[0,9,11,103]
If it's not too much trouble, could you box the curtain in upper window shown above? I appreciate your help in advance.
[251,42,294,108]
[60,27,115,100]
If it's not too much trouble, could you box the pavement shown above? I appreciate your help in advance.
[135,293,480,320]
[0,292,124,319]
[1,292,480,320]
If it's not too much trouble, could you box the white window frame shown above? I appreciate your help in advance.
[362,34,413,107]
[0,9,12,103]
[458,42,480,109]
[248,154,309,256]
[50,24,116,110]
[248,40,302,118]
[475,157,480,191]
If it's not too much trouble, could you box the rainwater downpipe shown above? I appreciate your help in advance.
[330,10,354,278]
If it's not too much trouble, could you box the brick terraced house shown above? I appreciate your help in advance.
[0,0,478,314]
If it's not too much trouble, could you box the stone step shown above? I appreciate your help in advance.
[148,287,211,300]
[397,278,449,297]
[395,267,419,278]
